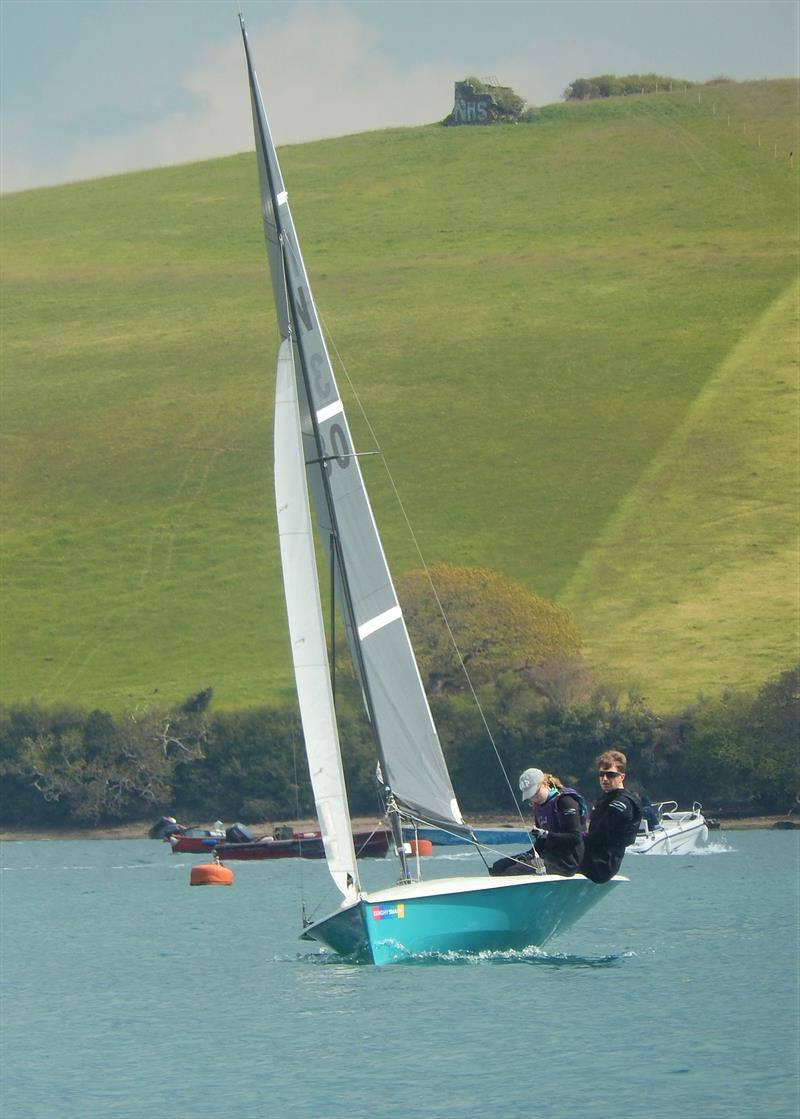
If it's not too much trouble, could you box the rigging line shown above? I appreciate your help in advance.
[400,807,539,870]
[318,311,529,832]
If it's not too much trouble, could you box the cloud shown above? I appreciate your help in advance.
[245,4,455,141]
[6,0,793,193]
[2,4,462,192]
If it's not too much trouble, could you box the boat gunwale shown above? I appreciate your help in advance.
[352,871,628,906]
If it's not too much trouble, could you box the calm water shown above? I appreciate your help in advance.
[1,831,797,1119]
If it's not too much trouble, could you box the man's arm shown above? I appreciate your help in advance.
[606,792,637,841]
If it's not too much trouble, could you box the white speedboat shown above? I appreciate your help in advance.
[630,801,709,854]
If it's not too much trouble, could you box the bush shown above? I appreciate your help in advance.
[564,73,694,100]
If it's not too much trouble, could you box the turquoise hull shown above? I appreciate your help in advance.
[301,873,622,965]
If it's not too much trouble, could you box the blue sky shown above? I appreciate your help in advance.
[1,0,797,193]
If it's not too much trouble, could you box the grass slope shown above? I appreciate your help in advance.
[1,80,797,712]
[563,278,798,706]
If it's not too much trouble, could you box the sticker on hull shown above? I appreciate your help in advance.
[371,903,405,921]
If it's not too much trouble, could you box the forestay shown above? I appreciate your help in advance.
[240,19,466,837]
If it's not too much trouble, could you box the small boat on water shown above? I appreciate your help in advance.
[167,824,225,853]
[630,801,709,854]
[169,822,389,860]
[236,16,625,964]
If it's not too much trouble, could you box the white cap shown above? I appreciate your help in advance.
[519,768,545,800]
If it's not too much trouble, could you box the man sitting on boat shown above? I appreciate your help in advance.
[579,750,642,882]
[489,768,586,877]
[638,792,659,834]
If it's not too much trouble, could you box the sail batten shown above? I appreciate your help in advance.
[316,400,344,424]
[359,607,402,640]
[240,16,467,855]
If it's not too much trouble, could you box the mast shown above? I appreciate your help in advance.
[240,17,468,862]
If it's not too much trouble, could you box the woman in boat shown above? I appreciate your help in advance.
[578,750,642,883]
[489,767,586,877]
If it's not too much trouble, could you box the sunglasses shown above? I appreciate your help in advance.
[599,770,622,778]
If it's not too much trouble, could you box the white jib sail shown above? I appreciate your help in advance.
[274,337,360,899]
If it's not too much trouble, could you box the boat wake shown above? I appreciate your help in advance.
[684,841,734,855]
[631,840,733,857]
[631,841,733,854]
[295,945,633,968]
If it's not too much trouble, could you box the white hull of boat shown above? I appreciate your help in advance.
[630,806,709,854]
[301,872,623,965]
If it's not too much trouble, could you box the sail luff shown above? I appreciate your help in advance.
[274,338,360,897]
[241,19,358,895]
[240,18,468,838]
[239,18,290,341]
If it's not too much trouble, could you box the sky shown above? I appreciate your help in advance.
[1,0,797,193]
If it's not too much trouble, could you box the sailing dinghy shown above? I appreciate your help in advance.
[239,18,623,964]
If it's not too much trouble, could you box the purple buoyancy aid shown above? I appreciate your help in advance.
[534,787,588,835]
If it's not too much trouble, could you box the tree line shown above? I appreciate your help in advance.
[1,567,796,828]
[564,73,698,100]
[1,665,795,829]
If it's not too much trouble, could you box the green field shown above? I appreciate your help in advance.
[1,80,797,713]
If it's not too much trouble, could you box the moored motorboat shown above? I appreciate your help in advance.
[630,801,709,854]
[150,815,187,840]
[168,824,226,853]
[214,828,391,861]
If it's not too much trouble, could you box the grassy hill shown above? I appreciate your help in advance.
[1,79,797,713]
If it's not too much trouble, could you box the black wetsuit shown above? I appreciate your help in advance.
[579,787,642,883]
[489,792,585,877]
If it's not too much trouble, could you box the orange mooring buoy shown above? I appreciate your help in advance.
[407,839,434,857]
[190,860,233,886]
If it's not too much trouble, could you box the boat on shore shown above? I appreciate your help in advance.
[630,801,709,854]
[237,16,624,964]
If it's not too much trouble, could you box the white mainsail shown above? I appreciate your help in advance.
[240,16,466,838]
[274,337,359,897]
